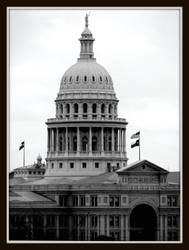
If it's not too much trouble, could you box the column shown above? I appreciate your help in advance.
[47,128,50,152]
[165,215,168,241]
[65,127,68,154]
[85,215,88,240]
[159,215,163,241]
[68,215,73,240]
[111,128,114,152]
[56,128,59,152]
[121,214,124,240]
[43,215,47,240]
[125,215,129,241]
[100,215,105,235]
[77,127,80,153]
[56,215,59,239]
[120,129,123,153]
[52,129,54,152]
[101,127,104,153]
[119,129,121,153]
[106,215,109,236]
[89,127,92,153]
[123,129,125,153]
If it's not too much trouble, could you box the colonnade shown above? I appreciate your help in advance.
[56,102,118,119]
[47,127,126,154]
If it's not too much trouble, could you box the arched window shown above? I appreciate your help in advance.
[92,103,97,113]
[66,104,70,113]
[108,104,112,114]
[114,104,117,114]
[100,76,102,82]
[76,75,79,82]
[101,103,105,113]
[69,76,72,83]
[74,103,78,113]
[92,136,98,151]
[60,104,63,113]
[106,76,108,83]
[83,103,88,113]
[92,76,95,82]
[73,136,77,152]
[84,76,87,82]
[82,136,88,152]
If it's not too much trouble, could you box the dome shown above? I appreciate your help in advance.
[59,59,115,93]
[57,14,117,100]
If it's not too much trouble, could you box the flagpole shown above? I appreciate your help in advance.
[23,140,25,167]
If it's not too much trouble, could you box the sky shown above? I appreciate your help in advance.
[9,8,181,172]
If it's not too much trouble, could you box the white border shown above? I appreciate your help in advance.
[7,6,183,244]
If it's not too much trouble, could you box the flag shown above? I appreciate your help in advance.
[131,131,140,139]
[19,141,24,150]
[131,139,140,148]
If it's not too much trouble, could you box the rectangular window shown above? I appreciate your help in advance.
[59,162,63,168]
[90,215,98,227]
[82,162,87,168]
[72,195,78,207]
[79,195,86,207]
[104,197,108,203]
[51,163,54,168]
[59,195,67,206]
[168,215,178,227]
[167,196,178,207]
[95,162,99,168]
[109,196,120,207]
[109,215,120,228]
[79,215,86,227]
[90,195,98,207]
[70,162,74,168]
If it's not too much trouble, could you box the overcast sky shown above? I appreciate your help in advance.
[9,8,180,172]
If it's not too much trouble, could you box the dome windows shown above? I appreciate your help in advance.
[99,76,102,83]
[92,75,95,82]
[101,103,105,114]
[74,103,78,113]
[84,76,87,82]
[69,76,72,83]
[76,75,79,82]
[105,76,108,83]
[92,103,97,113]
[66,104,70,114]
[83,103,88,113]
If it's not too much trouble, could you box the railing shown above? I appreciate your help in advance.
[46,151,126,158]
[47,116,126,123]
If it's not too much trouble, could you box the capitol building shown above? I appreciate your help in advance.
[9,15,180,242]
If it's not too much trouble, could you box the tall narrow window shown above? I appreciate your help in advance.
[66,104,70,113]
[82,136,88,152]
[92,75,95,82]
[69,76,72,83]
[92,136,97,151]
[73,137,77,152]
[74,103,78,113]
[101,103,105,113]
[83,103,88,113]
[109,104,112,114]
[76,75,79,82]
[100,76,102,82]
[84,76,87,82]
[92,103,97,113]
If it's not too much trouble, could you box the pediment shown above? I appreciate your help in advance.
[117,160,168,175]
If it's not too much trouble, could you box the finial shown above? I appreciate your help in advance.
[85,14,88,28]
[85,12,90,28]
